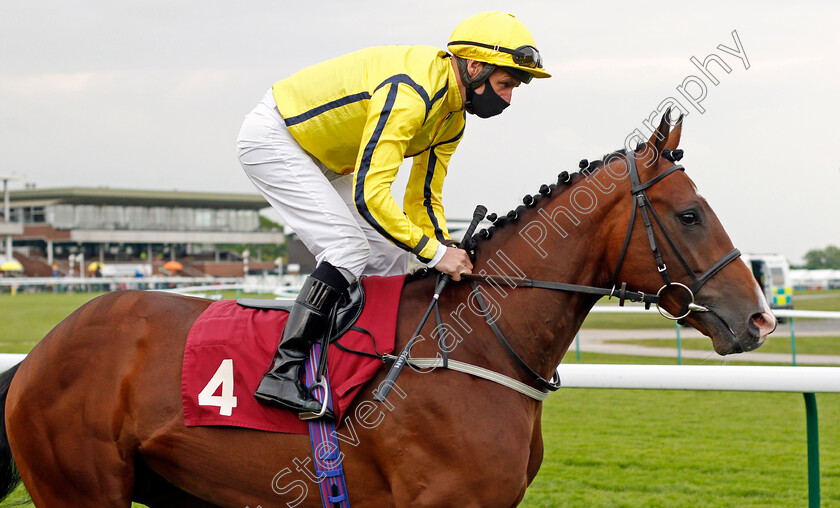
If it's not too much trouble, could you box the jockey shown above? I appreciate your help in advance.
[237,12,550,418]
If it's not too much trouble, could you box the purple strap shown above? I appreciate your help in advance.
[304,343,351,508]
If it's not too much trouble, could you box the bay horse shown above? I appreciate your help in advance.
[0,113,776,507]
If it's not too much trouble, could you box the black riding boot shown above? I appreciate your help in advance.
[254,263,349,419]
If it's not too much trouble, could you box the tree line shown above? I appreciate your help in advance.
[803,245,840,269]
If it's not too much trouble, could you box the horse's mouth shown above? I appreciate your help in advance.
[691,306,766,355]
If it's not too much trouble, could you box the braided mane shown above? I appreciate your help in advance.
[468,148,629,248]
[405,147,631,283]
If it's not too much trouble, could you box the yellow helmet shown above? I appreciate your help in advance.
[448,12,551,83]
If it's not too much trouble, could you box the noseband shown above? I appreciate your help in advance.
[464,150,741,392]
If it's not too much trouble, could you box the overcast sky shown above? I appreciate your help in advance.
[1,1,837,263]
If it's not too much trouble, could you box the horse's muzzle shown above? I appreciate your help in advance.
[694,304,776,355]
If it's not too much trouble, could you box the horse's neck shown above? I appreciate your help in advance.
[465,169,626,379]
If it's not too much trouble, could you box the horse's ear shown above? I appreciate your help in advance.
[640,109,672,167]
[664,113,684,151]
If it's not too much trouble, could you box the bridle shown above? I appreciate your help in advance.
[463,149,742,392]
[609,149,741,320]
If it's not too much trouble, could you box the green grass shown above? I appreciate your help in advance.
[1,292,839,506]
[582,303,673,330]
[794,296,840,313]
[0,290,275,353]
[523,386,840,507]
[518,351,840,506]
[795,288,840,297]
[0,292,108,351]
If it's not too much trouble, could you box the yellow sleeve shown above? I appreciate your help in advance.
[353,81,441,262]
[404,124,465,244]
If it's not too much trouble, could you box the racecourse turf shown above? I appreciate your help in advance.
[0,291,838,506]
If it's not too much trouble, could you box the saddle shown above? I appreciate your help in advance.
[181,275,404,433]
[235,280,366,342]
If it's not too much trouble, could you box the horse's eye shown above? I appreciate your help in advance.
[679,211,701,226]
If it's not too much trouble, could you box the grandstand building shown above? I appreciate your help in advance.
[3,187,286,277]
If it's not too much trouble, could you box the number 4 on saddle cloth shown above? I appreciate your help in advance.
[181,275,405,434]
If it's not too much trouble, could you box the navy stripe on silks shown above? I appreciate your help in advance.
[374,74,432,121]
[402,83,452,158]
[430,82,448,107]
[354,83,417,255]
[424,126,465,242]
[284,91,371,127]
[285,75,443,128]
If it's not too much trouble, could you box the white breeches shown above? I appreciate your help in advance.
[237,89,408,279]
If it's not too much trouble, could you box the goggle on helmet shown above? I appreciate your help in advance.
[448,12,551,85]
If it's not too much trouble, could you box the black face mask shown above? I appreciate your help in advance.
[465,82,510,118]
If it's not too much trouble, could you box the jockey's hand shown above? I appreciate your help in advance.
[434,247,473,281]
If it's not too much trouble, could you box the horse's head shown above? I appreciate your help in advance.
[605,111,776,354]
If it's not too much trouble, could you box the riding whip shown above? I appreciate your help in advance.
[374,204,487,402]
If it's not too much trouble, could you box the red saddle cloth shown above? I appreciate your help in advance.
[182,275,404,434]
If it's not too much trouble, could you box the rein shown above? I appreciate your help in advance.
[461,150,741,396]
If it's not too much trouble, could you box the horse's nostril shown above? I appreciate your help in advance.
[751,311,777,338]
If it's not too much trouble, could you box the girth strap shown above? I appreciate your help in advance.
[303,343,351,508]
